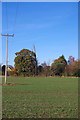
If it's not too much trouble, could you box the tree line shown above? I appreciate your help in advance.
[2,48,80,77]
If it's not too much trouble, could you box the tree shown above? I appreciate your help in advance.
[14,49,37,76]
[66,60,80,77]
[51,55,67,76]
[37,65,43,76]
[37,62,51,76]
[41,62,51,76]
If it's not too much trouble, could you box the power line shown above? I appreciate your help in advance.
[6,1,9,33]
[5,1,18,34]
[13,2,19,34]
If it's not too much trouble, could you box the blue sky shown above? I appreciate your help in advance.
[2,2,78,66]
[0,2,2,65]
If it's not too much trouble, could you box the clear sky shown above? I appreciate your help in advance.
[0,2,2,65]
[2,2,78,66]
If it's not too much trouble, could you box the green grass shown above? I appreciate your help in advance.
[0,71,2,75]
[2,77,78,118]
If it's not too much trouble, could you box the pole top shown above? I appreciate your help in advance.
[1,33,14,37]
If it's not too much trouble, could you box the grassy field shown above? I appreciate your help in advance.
[0,71,2,75]
[2,77,78,118]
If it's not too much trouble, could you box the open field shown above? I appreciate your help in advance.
[0,71,2,75]
[2,77,78,118]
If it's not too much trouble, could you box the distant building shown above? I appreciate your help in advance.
[7,65,14,71]
[2,65,14,76]
[2,65,5,75]
[68,56,75,64]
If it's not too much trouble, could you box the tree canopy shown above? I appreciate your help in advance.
[51,55,67,76]
[14,49,37,76]
[13,49,80,77]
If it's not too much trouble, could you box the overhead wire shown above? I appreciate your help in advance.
[13,1,19,35]
[5,1,19,66]
[5,1,19,35]
[6,1,9,34]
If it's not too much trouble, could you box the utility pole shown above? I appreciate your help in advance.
[1,33,14,84]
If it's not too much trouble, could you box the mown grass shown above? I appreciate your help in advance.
[0,71,2,75]
[2,77,78,118]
